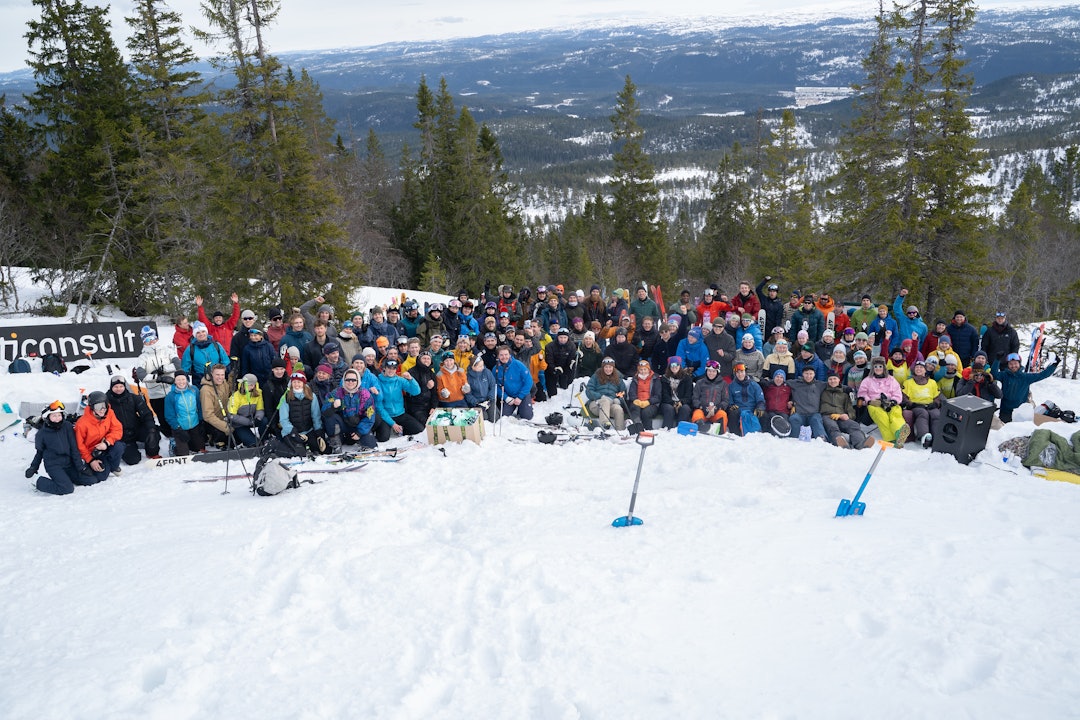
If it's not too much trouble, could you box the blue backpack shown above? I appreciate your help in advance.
[8,358,31,374]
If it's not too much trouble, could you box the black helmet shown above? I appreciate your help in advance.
[537,430,558,444]
[545,412,563,427]
[87,390,108,407]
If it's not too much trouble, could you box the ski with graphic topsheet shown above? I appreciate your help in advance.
[1026,323,1046,372]
[826,312,835,334]
[757,309,767,338]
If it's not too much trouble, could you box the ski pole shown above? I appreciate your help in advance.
[613,431,654,527]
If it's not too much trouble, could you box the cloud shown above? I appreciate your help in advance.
[433,16,466,25]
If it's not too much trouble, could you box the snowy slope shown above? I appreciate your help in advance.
[2,289,1079,719]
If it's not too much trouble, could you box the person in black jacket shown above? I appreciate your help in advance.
[980,311,1020,366]
[25,402,91,495]
[755,278,784,337]
[261,357,290,439]
[544,328,577,399]
[604,327,639,378]
[106,375,161,464]
[405,351,439,425]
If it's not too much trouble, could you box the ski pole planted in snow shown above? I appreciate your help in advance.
[613,431,655,527]
[836,440,890,517]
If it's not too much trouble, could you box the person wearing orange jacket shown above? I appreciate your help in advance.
[75,391,126,483]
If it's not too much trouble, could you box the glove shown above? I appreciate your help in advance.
[133,367,147,381]
[754,409,764,418]
[25,468,34,479]
[461,383,471,394]
[634,399,649,408]
[440,388,450,399]
[554,367,563,374]
[479,401,490,410]
[298,433,308,442]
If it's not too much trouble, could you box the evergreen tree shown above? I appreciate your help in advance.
[698,144,752,283]
[609,75,672,288]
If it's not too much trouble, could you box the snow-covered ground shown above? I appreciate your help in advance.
[2,285,1079,719]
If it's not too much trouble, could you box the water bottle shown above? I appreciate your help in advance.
[799,425,812,442]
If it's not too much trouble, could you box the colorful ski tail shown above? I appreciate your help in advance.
[1027,323,1046,372]
[653,284,665,315]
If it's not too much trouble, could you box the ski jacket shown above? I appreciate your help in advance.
[629,297,661,321]
[981,322,1020,365]
[405,361,438,416]
[866,314,898,345]
[728,376,766,413]
[198,301,240,347]
[764,382,793,414]
[857,374,903,405]
[660,373,694,407]
[793,353,827,380]
[732,292,760,318]
[182,338,230,380]
[324,386,375,436]
[106,388,156,443]
[436,367,469,404]
[416,311,448,348]
[993,359,1059,413]
[582,299,609,326]
[849,307,878,334]
[494,357,534,401]
[374,373,421,424]
[538,304,569,331]
[704,331,737,378]
[137,343,182,399]
[789,378,827,415]
[278,327,314,355]
[901,377,941,408]
[763,351,796,379]
[199,375,232,434]
[604,339,640,378]
[954,374,1002,402]
[265,322,287,353]
[585,370,626,402]
[692,373,730,411]
[947,320,980,364]
[545,338,576,375]
[227,387,265,427]
[788,307,826,343]
[695,299,730,328]
[576,344,603,379]
[735,347,765,381]
[893,295,928,347]
[676,336,710,377]
[736,323,763,352]
[335,330,362,364]
[29,419,84,475]
[241,338,278,385]
[465,366,497,406]
[361,320,399,349]
[164,383,202,431]
[75,405,123,463]
[172,323,193,359]
[754,280,785,336]
[627,373,662,406]
[820,384,857,418]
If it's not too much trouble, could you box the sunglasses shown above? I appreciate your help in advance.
[907,311,918,316]
[344,378,358,383]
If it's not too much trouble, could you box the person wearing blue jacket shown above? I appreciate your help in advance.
[793,343,827,380]
[893,289,928,348]
[493,345,535,420]
[992,352,1060,423]
[676,326,710,377]
[164,371,205,455]
[735,313,763,351]
[241,327,277,385]
[25,402,89,495]
[727,364,766,436]
[465,355,498,421]
[277,314,314,356]
[947,311,980,366]
[374,359,423,439]
[181,321,230,386]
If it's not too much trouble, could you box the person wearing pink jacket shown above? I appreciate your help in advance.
[857,356,911,447]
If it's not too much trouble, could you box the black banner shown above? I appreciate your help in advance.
[0,321,156,363]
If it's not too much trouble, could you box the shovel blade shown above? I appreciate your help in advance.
[852,501,866,515]
[835,499,852,517]
[612,515,644,527]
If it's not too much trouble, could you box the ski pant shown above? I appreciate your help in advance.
[149,396,172,438]
[868,404,907,442]
[627,402,659,429]
[500,396,534,421]
[375,413,425,442]
[172,424,206,456]
[122,423,160,464]
[691,408,727,433]
[36,462,97,495]
[661,402,692,429]
[790,412,827,440]
[88,441,125,482]
[545,367,573,399]
[588,397,625,431]
[326,414,377,449]
[903,405,939,439]
[823,416,866,448]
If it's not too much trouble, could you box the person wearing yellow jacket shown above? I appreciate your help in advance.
[226,374,265,447]
[901,361,941,447]
[923,334,964,372]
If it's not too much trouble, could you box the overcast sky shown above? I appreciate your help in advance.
[0,0,1069,74]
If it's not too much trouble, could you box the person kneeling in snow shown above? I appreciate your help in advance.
[25,401,91,495]
[76,391,126,482]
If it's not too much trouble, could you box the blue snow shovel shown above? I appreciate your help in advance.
[836,440,890,517]
[613,431,655,527]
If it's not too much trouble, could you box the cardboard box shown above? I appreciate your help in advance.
[425,408,485,446]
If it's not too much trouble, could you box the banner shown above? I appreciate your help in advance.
[0,321,156,363]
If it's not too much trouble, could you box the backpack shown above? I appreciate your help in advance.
[251,456,299,496]
[8,358,30,373]
[41,353,67,374]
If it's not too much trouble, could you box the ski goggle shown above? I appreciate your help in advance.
[92,402,108,413]
[47,400,65,412]
[705,360,720,370]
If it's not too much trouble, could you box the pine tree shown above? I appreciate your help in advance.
[609,75,672,288]
[698,144,752,283]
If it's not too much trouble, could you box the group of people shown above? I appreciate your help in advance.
[26,279,1061,494]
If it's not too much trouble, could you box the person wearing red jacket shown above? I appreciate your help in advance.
[196,292,240,348]
[172,315,193,359]
[75,391,125,482]
[696,288,730,327]
[731,281,761,318]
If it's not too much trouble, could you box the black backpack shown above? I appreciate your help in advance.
[8,358,30,373]
[41,353,67,374]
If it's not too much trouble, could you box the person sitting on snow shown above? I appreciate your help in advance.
[25,401,91,495]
